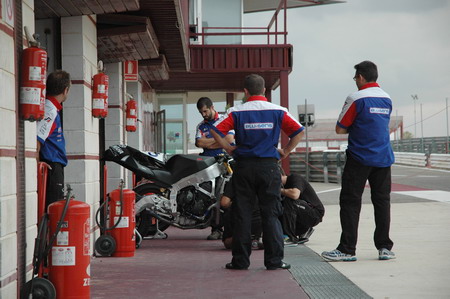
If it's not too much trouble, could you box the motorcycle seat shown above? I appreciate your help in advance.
[165,155,216,182]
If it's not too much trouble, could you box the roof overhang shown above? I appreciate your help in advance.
[34,0,140,19]
[244,0,345,14]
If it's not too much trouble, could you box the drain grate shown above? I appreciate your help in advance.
[285,246,372,299]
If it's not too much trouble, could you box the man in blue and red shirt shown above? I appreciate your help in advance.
[322,61,396,262]
[211,74,304,270]
[37,70,71,208]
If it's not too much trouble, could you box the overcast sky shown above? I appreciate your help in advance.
[243,0,450,138]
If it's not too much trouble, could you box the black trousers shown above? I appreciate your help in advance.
[337,153,394,255]
[282,199,321,242]
[231,158,283,268]
[45,162,65,209]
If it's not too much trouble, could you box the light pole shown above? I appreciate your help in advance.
[446,97,449,154]
[411,94,418,137]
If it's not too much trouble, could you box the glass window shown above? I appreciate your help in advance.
[165,122,184,154]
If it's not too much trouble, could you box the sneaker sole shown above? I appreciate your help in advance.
[379,256,396,260]
[322,255,357,262]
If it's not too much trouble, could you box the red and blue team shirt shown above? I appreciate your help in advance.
[37,97,68,166]
[337,83,394,167]
[213,96,304,159]
[195,112,235,157]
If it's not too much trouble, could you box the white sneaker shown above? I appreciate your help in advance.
[378,248,396,260]
[321,249,357,262]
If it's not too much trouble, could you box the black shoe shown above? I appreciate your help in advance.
[207,230,222,240]
[225,262,248,270]
[266,262,291,270]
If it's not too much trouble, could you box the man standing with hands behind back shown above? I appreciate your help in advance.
[211,74,304,270]
[37,70,71,208]
[322,61,396,262]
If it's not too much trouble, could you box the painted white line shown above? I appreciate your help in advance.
[317,187,342,194]
[393,190,450,203]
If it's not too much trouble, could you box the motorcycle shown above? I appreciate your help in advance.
[103,144,233,239]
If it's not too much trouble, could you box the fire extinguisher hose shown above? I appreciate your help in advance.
[42,187,73,259]
[95,186,124,232]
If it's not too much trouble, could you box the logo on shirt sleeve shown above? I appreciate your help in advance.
[369,107,390,115]
[244,122,274,130]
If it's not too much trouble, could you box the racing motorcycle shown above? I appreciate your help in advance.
[103,144,233,239]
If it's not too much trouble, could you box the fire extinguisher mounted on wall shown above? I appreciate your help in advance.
[126,94,138,132]
[92,61,109,119]
[20,26,48,122]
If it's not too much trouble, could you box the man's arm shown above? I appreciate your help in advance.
[210,129,236,155]
[281,187,300,200]
[278,131,304,160]
[335,125,348,134]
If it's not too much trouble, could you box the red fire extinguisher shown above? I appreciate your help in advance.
[20,29,47,122]
[108,188,136,257]
[92,61,109,118]
[126,97,137,132]
[48,199,91,298]
[94,185,136,257]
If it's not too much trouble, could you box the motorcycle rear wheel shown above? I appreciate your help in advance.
[133,185,170,237]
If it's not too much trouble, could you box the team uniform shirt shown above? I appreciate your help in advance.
[213,96,304,159]
[37,97,68,166]
[195,112,235,157]
[337,83,394,167]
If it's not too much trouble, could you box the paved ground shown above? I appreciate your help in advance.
[91,165,450,299]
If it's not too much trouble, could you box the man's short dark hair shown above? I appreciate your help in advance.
[354,61,378,82]
[244,74,265,96]
[46,70,71,97]
[197,97,213,110]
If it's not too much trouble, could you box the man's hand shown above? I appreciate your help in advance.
[278,148,289,160]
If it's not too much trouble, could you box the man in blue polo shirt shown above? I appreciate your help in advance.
[211,74,304,270]
[37,70,71,208]
[195,97,235,240]
[322,61,396,262]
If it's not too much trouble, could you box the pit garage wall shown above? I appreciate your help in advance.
[0,1,37,297]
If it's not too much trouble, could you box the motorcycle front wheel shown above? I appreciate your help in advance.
[133,185,170,237]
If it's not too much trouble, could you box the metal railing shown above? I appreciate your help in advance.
[190,0,288,45]
[290,150,450,185]
[391,136,450,154]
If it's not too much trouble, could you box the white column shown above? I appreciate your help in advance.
[61,15,100,208]
[104,62,127,191]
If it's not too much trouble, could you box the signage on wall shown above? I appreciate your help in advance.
[2,0,15,28]
[124,60,138,82]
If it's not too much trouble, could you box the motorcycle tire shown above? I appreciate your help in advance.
[133,185,170,237]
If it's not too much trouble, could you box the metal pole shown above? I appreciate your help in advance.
[411,94,418,138]
[446,97,449,154]
[420,103,424,152]
[305,99,309,181]
[396,109,399,150]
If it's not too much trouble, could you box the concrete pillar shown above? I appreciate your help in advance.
[104,62,127,191]
[60,16,100,247]
[279,70,290,174]
[125,81,143,186]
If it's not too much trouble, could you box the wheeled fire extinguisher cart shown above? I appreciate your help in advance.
[95,181,136,257]
[24,185,91,299]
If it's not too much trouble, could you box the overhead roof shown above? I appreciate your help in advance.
[243,0,345,14]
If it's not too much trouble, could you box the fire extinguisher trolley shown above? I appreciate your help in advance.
[95,181,137,257]
[24,185,91,299]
